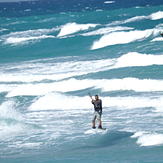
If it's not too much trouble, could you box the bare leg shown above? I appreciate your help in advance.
[92,120,95,128]
[98,119,102,128]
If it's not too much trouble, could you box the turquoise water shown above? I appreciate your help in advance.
[1,0,163,162]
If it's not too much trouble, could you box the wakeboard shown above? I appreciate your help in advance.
[99,128,106,130]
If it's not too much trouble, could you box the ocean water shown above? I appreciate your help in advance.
[1,0,163,162]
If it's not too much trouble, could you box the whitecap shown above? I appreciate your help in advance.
[150,11,163,20]
[136,133,163,146]
[57,22,98,37]
[91,29,159,50]
[82,26,133,36]
[151,37,163,42]
[104,1,115,4]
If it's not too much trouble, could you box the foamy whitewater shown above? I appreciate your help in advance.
[1,0,163,162]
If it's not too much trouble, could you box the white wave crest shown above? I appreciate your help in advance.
[95,78,163,93]
[27,92,163,112]
[5,77,163,97]
[108,11,163,26]
[28,92,90,111]
[111,52,163,68]
[151,37,163,42]
[57,22,98,37]
[135,132,163,146]
[0,28,8,32]
[150,11,163,20]
[82,26,133,36]
[104,1,115,4]
[91,29,159,50]
[0,101,23,120]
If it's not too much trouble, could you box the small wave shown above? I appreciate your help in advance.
[108,15,149,26]
[0,101,23,121]
[104,1,115,4]
[1,27,59,45]
[28,92,91,111]
[108,11,163,26]
[151,37,163,42]
[4,35,55,44]
[28,92,163,111]
[133,132,163,146]
[57,22,98,37]
[96,9,103,12]
[95,78,163,93]
[111,52,163,68]
[82,26,133,36]
[1,52,163,84]
[150,11,163,20]
[0,28,8,32]
[5,77,163,98]
[91,29,159,50]
[3,28,56,38]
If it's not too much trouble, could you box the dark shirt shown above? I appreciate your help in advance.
[92,99,102,112]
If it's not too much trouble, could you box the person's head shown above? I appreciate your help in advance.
[95,95,99,100]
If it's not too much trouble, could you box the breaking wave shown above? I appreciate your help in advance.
[57,22,98,37]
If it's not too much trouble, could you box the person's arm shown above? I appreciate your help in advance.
[91,99,94,104]
[94,99,101,103]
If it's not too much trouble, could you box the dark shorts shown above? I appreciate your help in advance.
[92,111,102,121]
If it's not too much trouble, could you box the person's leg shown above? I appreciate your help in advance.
[97,112,102,129]
[98,119,102,129]
[92,120,96,128]
[92,112,96,128]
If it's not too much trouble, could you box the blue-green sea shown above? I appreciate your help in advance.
[1,0,163,162]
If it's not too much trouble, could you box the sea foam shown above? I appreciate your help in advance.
[1,52,163,85]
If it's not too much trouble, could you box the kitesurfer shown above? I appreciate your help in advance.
[91,95,102,129]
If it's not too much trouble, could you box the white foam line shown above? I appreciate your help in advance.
[95,78,163,93]
[0,28,8,32]
[104,1,115,4]
[82,26,133,36]
[1,52,163,84]
[4,35,55,44]
[0,58,115,82]
[5,77,163,97]
[28,92,163,111]
[3,28,59,38]
[1,27,59,45]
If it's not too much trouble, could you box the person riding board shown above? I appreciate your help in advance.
[91,95,102,129]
